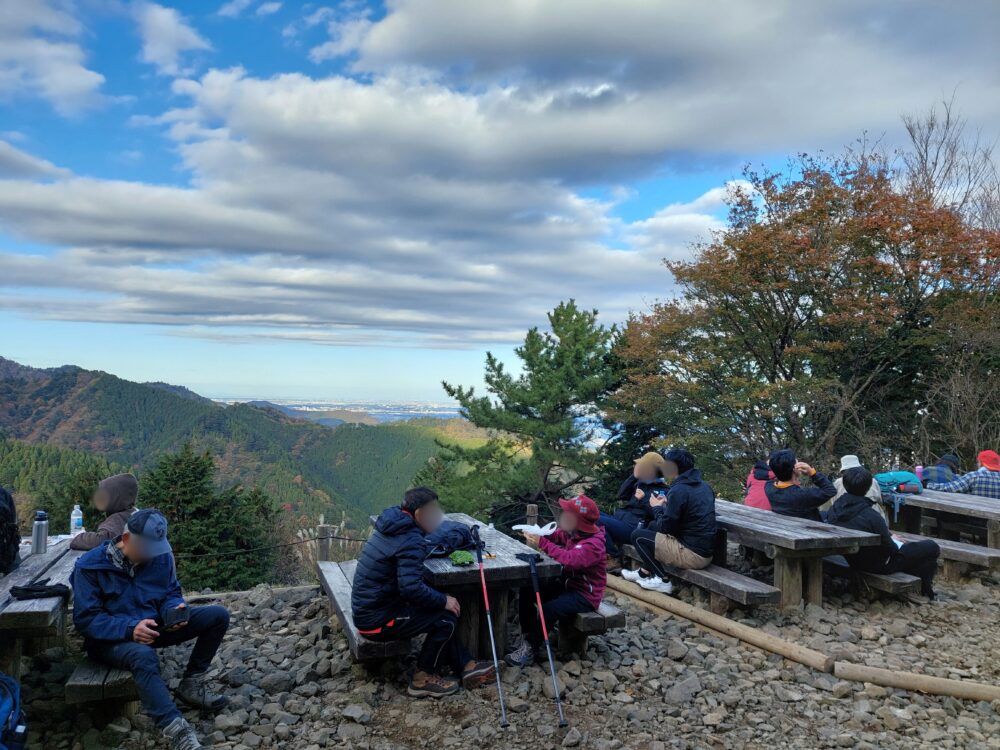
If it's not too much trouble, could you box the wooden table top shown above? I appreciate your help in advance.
[423,512,562,588]
[0,538,79,632]
[897,489,1000,521]
[716,502,880,553]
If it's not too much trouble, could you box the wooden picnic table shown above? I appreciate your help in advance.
[0,538,82,678]
[889,489,1000,547]
[425,512,562,657]
[715,502,880,609]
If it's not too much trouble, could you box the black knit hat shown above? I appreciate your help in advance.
[939,453,960,471]
[664,448,696,476]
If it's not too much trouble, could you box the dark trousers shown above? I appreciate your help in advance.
[87,605,230,729]
[886,539,940,597]
[598,512,638,557]
[518,585,592,648]
[365,604,472,676]
[631,527,667,578]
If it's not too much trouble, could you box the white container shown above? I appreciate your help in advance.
[71,504,85,536]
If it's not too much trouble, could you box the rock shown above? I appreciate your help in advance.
[338,723,366,740]
[703,711,725,726]
[342,704,371,724]
[886,619,911,637]
[665,675,702,703]
[562,727,583,747]
[773,685,803,702]
[543,674,565,699]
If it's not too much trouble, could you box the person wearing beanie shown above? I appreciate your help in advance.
[508,495,606,667]
[599,452,669,564]
[764,449,836,522]
[921,453,961,487]
[623,448,717,595]
[927,450,1000,500]
[70,473,139,551]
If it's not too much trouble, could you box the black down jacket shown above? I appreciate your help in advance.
[350,506,447,630]
[648,468,717,558]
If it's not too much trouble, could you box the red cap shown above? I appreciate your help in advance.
[979,450,1000,472]
[558,495,600,534]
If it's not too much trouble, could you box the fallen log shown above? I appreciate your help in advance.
[834,661,1000,702]
[606,576,834,673]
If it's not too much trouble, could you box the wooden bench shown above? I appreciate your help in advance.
[560,600,626,655]
[823,556,922,597]
[65,658,140,726]
[317,559,411,662]
[622,544,780,613]
[893,531,1000,580]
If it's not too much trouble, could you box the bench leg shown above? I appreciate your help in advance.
[560,628,589,657]
[988,521,1000,550]
[709,592,730,615]
[804,558,823,607]
[942,560,969,581]
[0,638,22,679]
[773,556,802,610]
[479,587,508,658]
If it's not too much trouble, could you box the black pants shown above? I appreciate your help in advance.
[631,528,667,578]
[885,539,940,597]
[364,605,472,676]
[518,585,592,648]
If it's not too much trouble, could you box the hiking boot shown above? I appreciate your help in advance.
[638,575,674,595]
[505,640,536,667]
[408,671,459,698]
[163,717,203,750]
[605,556,623,574]
[461,660,496,690]
[176,673,229,711]
[621,568,643,583]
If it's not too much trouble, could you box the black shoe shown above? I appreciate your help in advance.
[176,674,228,711]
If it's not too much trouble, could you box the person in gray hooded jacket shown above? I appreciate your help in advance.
[70,473,138,551]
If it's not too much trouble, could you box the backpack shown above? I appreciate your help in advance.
[874,471,922,496]
[0,672,27,750]
[0,487,19,576]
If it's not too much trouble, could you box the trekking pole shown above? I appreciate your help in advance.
[516,552,568,728]
[471,525,509,728]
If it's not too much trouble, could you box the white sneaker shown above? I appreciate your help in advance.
[621,568,642,582]
[638,576,674,595]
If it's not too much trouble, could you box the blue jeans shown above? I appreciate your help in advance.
[598,512,639,557]
[87,605,230,729]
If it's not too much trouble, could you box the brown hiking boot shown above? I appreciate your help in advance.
[461,660,496,690]
[605,555,623,574]
[408,671,459,698]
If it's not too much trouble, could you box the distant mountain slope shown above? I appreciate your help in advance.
[243,401,378,427]
[0,357,478,522]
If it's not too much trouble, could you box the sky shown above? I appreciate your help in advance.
[1,1,998,400]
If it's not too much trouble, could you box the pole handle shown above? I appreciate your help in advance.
[471,525,484,565]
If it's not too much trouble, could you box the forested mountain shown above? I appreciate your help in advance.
[0,357,475,523]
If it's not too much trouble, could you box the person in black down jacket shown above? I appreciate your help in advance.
[598,452,669,563]
[351,487,494,698]
[827,466,940,600]
[764,449,836,522]
[624,449,717,595]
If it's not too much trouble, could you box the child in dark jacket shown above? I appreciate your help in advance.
[827,467,940,599]
[507,495,606,667]
[765,449,836,522]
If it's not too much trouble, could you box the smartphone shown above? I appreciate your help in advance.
[160,606,189,630]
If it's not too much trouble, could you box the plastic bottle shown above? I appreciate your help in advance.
[71,504,85,536]
[31,510,48,555]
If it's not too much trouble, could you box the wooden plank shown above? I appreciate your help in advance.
[65,660,112,705]
[316,560,409,661]
[572,601,625,634]
[902,490,1000,522]
[423,513,561,588]
[893,532,1000,568]
[823,556,922,595]
[103,667,140,701]
[716,503,879,553]
[0,549,82,633]
[0,539,71,611]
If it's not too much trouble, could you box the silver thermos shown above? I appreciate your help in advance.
[31,510,48,555]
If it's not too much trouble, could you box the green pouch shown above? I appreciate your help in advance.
[449,550,475,567]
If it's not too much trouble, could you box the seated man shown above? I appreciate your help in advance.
[72,509,230,750]
[830,455,885,520]
[827,467,940,600]
[927,450,1000,500]
[598,452,668,564]
[70,472,138,551]
[921,453,961,487]
[624,448,717,595]
[765,449,836,522]
[351,487,494,698]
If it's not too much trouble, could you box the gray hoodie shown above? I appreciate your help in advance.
[69,473,138,551]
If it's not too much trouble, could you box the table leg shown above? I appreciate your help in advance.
[804,557,823,606]
[458,594,481,658]
[773,555,802,610]
[988,521,1000,549]
[897,505,922,534]
[0,638,22,679]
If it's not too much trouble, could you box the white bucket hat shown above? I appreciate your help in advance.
[839,454,862,472]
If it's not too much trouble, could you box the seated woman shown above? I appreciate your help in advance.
[598,452,668,565]
[826,466,940,600]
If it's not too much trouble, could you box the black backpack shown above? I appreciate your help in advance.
[0,487,19,576]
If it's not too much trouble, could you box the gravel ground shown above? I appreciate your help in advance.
[18,567,1000,750]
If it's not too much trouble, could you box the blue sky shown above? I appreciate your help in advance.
[1,1,997,400]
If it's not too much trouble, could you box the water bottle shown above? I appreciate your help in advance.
[31,510,49,555]
[71,504,85,536]
[915,465,924,481]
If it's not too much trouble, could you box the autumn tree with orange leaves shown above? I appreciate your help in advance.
[608,149,1000,495]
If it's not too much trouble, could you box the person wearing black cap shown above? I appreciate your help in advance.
[72,509,230,750]
[623,448,717,595]
[764,449,836,522]
[921,453,960,487]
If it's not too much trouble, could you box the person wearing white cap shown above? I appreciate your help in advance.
[828,455,886,520]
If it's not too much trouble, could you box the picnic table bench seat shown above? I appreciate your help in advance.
[621,544,780,613]
[559,600,626,655]
[822,555,922,597]
[892,531,1000,579]
[65,659,139,705]
[317,559,411,662]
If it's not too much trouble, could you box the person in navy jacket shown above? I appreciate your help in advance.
[72,509,229,750]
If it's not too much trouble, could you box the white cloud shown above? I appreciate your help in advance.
[218,0,253,18]
[257,3,282,17]
[0,0,105,113]
[0,140,69,178]
[134,2,211,76]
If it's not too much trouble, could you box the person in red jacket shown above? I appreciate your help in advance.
[743,460,774,510]
[506,495,607,667]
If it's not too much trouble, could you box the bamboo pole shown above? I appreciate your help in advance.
[606,577,834,673]
[834,661,1000,702]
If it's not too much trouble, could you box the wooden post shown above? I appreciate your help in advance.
[803,557,823,606]
[480,587,509,658]
[833,661,1000,702]
[317,524,332,563]
[987,520,1000,549]
[712,529,728,565]
[526,504,538,527]
[942,560,968,581]
[709,592,729,615]
[773,555,802,610]
[458,594,480,657]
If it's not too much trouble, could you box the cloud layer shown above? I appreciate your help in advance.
[1,1,999,349]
